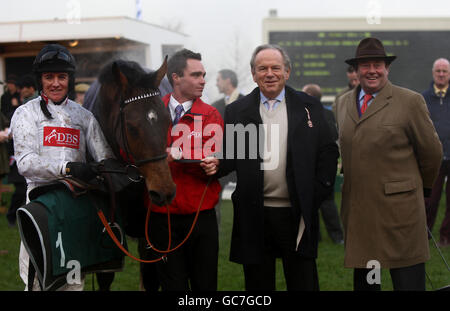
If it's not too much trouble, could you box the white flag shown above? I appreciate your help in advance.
[136,0,142,20]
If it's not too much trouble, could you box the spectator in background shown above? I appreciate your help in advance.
[5,132,26,228]
[0,109,9,256]
[1,74,20,120]
[211,69,244,226]
[339,65,359,95]
[0,111,10,214]
[158,75,173,98]
[5,74,35,227]
[0,113,9,171]
[212,69,244,117]
[422,57,450,247]
[74,83,90,106]
[302,83,344,245]
[18,74,38,104]
[332,65,359,118]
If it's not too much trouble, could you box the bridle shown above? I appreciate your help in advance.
[95,88,211,264]
[119,89,168,167]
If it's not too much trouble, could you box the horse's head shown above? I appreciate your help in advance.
[98,58,176,206]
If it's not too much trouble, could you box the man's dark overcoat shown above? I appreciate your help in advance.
[219,85,339,264]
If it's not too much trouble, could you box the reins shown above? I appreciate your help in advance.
[96,174,211,263]
[144,177,212,254]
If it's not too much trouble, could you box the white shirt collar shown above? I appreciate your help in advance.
[169,95,193,120]
[260,88,285,104]
[260,88,285,111]
[358,89,378,102]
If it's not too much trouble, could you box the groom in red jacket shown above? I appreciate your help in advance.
[149,49,223,290]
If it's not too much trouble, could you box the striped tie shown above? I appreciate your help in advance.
[267,99,277,111]
[174,104,184,124]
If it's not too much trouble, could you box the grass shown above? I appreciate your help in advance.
[1,188,449,291]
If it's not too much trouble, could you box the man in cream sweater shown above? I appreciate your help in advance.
[202,44,339,290]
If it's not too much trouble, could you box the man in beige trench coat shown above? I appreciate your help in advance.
[335,37,443,291]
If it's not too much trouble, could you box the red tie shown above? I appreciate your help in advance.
[361,94,373,114]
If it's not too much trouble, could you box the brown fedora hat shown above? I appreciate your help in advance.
[345,37,396,66]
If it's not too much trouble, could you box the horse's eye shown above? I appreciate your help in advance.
[147,110,158,122]
[127,123,139,136]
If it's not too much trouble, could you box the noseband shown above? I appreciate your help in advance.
[120,90,168,166]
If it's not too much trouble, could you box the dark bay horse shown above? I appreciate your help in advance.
[91,59,176,290]
[95,58,176,207]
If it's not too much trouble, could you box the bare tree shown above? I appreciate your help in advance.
[161,19,185,33]
[220,28,254,94]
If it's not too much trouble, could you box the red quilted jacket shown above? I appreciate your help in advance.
[149,94,223,214]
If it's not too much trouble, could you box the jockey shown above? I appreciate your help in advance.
[10,44,114,291]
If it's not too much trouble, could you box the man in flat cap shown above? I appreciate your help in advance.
[1,74,20,120]
[335,37,442,290]
[74,83,90,106]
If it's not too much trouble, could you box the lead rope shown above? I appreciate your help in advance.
[144,177,212,254]
[97,209,163,263]
[96,177,211,263]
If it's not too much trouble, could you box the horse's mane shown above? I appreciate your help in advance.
[98,59,157,90]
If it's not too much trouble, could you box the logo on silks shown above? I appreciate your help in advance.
[43,127,80,149]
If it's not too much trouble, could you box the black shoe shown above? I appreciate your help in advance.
[437,238,450,248]
[7,218,16,228]
[332,238,344,245]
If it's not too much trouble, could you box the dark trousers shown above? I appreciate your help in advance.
[96,272,115,291]
[6,182,26,225]
[243,206,319,291]
[148,209,218,291]
[353,263,425,291]
[425,161,450,243]
[138,237,160,291]
[319,192,344,243]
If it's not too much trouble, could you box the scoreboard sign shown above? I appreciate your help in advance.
[269,31,450,96]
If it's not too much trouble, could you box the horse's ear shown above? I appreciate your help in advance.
[154,55,168,87]
[112,61,128,93]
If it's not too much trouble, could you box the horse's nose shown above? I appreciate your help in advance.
[148,189,176,206]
